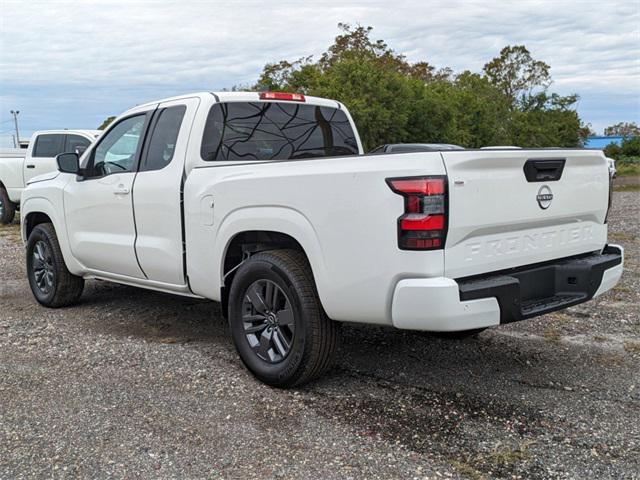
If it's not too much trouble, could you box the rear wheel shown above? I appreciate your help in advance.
[26,223,84,307]
[0,187,16,224]
[228,249,339,388]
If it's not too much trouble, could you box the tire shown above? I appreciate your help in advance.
[228,249,339,388]
[0,187,16,224]
[26,223,84,308]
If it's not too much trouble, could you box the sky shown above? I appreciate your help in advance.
[1,0,639,147]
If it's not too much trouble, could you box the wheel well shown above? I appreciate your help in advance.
[25,212,53,239]
[220,231,306,318]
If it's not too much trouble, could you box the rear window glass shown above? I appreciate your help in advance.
[142,105,186,171]
[65,134,92,153]
[33,134,65,157]
[201,102,358,161]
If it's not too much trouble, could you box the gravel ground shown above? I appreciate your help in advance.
[1,191,639,480]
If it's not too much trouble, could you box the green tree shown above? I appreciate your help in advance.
[603,142,622,159]
[483,45,551,108]
[621,136,640,156]
[97,116,116,130]
[604,122,640,137]
[251,25,585,150]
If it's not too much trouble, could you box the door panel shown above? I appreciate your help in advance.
[64,112,153,277]
[64,173,144,277]
[24,134,63,183]
[132,97,200,285]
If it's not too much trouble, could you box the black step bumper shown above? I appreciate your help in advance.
[457,245,623,324]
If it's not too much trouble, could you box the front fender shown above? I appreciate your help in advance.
[21,196,84,276]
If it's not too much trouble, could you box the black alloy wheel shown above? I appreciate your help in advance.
[241,279,296,363]
[31,240,55,295]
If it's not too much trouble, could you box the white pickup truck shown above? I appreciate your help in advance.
[20,92,623,387]
[0,130,99,223]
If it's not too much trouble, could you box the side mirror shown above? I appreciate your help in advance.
[56,152,80,174]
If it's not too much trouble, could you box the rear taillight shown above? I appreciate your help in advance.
[605,170,613,224]
[259,92,306,102]
[386,176,448,250]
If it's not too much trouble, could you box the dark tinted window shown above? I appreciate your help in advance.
[141,106,186,171]
[33,134,65,157]
[65,134,92,154]
[201,102,358,161]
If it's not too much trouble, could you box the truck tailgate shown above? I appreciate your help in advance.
[441,149,610,279]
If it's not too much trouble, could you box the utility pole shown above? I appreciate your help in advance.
[10,110,20,147]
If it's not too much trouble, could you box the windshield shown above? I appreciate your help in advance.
[201,102,359,161]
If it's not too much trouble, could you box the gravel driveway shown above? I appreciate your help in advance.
[1,192,639,479]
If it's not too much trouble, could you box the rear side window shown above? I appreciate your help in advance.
[65,134,92,153]
[141,105,186,171]
[33,134,65,157]
[201,102,358,161]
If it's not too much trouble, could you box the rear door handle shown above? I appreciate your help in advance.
[113,185,130,195]
[26,164,35,169]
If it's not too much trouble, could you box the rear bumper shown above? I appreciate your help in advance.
[391,245,623,331]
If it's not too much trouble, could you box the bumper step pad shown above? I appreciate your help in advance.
[457,246,622,323]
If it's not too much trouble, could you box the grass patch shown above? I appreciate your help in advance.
[451,442,533,479]
[623,341,640,354]
[0,223,22,243]
[543,327,562,343]
[549,312,571,323]
[487,443,531,466]
[616,164,640,177]
[614,183,640,192]
[613,285,631,294]
[609,232,635,242]
[450,459,485,480]
[597,353,625,366]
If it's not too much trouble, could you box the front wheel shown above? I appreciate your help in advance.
[0,187,16,224]
[228,249,339,388]
[26,223,84,307]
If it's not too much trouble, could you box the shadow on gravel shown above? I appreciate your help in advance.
[76,281,225,344]
[68,280,638,479]
[301,326,638,478]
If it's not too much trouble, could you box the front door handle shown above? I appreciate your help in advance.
[26,164,35,169]
[113,185,130,195]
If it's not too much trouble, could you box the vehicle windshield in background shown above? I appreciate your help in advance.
[369,143,465,154]
[201,102,359,161]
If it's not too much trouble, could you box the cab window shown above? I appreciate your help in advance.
[33,134,65,158]
[201,102,358,161]
[65,134,92,154]
[141,106,186,171]
[83,115,146,178]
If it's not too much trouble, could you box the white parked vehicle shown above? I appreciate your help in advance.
[0,130,99,223]
[606,157,617,178]
[20,92,623,387]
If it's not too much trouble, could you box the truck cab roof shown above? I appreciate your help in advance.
[31,129,101,139]
[126,91,344,116]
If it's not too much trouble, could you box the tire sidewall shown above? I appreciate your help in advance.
[26,227,57,305]
[229,257,308,386]
[0,188,15,224]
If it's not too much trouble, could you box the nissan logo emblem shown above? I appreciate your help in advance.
[537,185,553,209]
